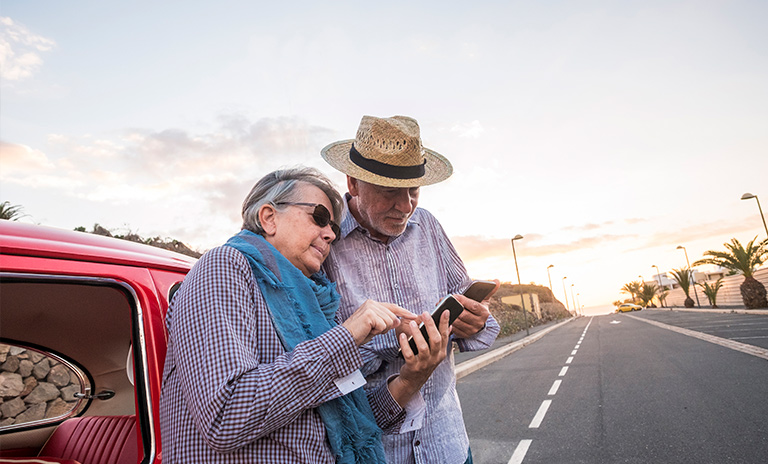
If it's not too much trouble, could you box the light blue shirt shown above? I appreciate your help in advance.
[322,196,500,464]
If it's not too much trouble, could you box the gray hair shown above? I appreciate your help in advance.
[242,166,343,235]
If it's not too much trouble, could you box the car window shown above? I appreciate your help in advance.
[0,342,91,430]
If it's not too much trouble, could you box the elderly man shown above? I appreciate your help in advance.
[321,115,500,464]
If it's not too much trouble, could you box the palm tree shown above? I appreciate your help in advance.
[693,237,768,309]
[621,281,642,304]
[638,282,659,308]
[669,267,695,308]
[0,201,26,220]
[698,278,724,308]
[657,287,670,308]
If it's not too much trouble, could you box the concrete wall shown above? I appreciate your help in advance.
[663,267,768,308]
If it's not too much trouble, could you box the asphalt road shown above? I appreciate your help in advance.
[456,312,768,464]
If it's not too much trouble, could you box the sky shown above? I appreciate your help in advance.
[2,0,767,315]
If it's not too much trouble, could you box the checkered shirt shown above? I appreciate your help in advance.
[159,245,374,463]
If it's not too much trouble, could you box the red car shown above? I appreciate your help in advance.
[0,221,196,463]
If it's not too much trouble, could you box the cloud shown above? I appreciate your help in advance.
[450,120,485,138]
[452,233,633,262]
[0,16,56,81]
[2,115,336,217]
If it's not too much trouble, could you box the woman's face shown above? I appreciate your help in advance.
[265,183,338,276]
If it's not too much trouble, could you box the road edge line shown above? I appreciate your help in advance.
[628,314,768,361]
[456,317,576,379]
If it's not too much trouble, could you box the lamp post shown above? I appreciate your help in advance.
[741,193,768,239]
[652,265,664,308]
[676,245,701,307]
[511,235,529,336]
[571,284,576,315]
[576,293,581,315]
[546,264,555,304]
[562,276,570,312]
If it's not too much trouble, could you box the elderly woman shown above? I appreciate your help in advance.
[159,167,444,463]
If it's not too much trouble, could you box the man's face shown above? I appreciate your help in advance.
[348,177,420,241]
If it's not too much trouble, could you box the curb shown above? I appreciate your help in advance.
[455,317,576,379]
[647,308,768,316]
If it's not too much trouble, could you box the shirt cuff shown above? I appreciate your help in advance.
[320,326,364,378]
[367,376,406,433]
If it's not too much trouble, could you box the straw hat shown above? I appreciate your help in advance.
[321,115,453,187]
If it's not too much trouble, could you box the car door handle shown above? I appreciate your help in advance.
[74,389,115,400]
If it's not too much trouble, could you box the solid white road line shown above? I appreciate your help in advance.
[558,366,568,376]
[508,439,532,464]
[529,400,552,428]
[548,380,562,395]
[628,315,768,361]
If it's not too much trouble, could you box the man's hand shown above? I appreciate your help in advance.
[342,300,418,346]
[387,310,450,407]
[451,280,499,339]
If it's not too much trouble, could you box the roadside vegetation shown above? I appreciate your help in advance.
[616,236,768,310]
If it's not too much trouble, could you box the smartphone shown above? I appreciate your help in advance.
[402,295,464,356]
[463,280,497,302]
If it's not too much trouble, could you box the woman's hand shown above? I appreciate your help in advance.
[342,300,418,346]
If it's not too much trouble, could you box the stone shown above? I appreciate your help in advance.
[1,355,20,373]
[23,382,59,404]
[27,351,45,364]
[60,384,81,402]
[47,364,71,387]
[45,398,73,419]
[32,358,50,380]
[21,376,38,397]
[0,397,25,418]
[18,359,34,377]
[14,402,45,424]
[0,372,24,398]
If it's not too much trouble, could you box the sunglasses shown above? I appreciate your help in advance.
[275,202,341,242]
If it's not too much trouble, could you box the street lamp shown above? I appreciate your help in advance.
[676,245,701,307]
[562,276,570,312]
[511,235,529,336]
[571,284,576,316]
[546,265,555,304]
[741,193,768,239]
[576,293,581,315]
[652,265,664,308]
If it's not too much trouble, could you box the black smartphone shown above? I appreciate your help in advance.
[402,295,464,356]
[463,280,497,302]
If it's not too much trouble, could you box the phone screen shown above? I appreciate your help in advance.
[463,280,496,302]
[404,295,464,356]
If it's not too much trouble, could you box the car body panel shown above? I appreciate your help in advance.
[0,221,196,463]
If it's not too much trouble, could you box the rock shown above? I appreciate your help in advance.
[1,355,20,373]
[23,382,60,404]
[45,398,74,419]
[28,351,45,364]
[18,359,34,377]
[0,372,24,398]
[47,365,71,387]
[32,358,50,380]
[61,384,81,402]
[0,397,26,418]
[21,377,38,397]
[14,403,45,424]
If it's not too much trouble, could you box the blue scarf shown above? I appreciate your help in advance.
[224,230,386,464]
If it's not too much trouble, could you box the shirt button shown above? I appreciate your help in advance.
[414,440,421,446]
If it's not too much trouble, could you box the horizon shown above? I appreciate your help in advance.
[2,1,767,307]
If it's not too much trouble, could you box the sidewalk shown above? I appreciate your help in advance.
[649,305,768,316]
[454,317,575,379]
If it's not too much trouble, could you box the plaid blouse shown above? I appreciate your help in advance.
[159,245,395,463]
[322,200,500,464]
